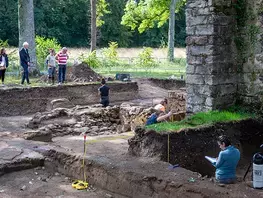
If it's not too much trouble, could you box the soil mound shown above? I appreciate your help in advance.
[39,63,101,83]
[68,63,101,82]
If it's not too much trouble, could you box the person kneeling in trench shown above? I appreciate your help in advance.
[145,110,173,126]
[213,135,240,184]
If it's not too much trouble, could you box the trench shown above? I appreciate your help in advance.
[129,119,263,177]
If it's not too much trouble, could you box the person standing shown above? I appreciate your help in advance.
[19,42,31,85]
[56,47,69,84]
[0,48,9,86]
[46,49,56,85]
[98,79,110,107]
[213,135,240,184]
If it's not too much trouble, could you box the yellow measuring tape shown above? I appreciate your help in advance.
[72,135,89,190]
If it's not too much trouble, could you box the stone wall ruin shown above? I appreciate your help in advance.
[186,0,263,113]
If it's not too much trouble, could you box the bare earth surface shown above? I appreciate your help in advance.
[0,81,262,197]
[0,168,126,198]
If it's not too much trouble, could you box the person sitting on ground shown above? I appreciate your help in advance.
[46,49,56,85]
[213,135,240,184]
[98,78,110,107]
[154,98,168,112]
[145,110,173,126]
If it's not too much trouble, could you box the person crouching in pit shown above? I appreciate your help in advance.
[98,78,110,107]
[213,135,240,184]
[145,110,174,126]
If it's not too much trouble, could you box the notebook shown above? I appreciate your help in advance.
[205,156,217,164]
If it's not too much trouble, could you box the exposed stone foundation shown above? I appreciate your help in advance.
[0,82,138,116]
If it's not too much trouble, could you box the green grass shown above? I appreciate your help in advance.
[4,76,44,87]
[146,110,255,133]
[97,70,185,79]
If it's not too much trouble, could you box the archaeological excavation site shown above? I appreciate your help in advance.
[2,0,263,197]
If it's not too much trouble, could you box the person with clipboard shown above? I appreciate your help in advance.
[205,135,240,184]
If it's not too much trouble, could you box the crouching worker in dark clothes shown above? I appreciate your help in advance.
[146,110,173,126]
[98,79,110,107]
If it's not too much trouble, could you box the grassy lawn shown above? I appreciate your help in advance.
[146,110,255,132]
[4,76,44,87]
[97,70,185,79]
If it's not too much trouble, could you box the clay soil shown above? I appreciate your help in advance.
[0,168,126,198]
[1,79,263,197]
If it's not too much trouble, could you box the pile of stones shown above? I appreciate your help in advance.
[24,103,154,141]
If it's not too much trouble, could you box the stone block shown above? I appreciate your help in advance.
[195,25,215,35]
[187,15,214,27]
[186,74,205,85]
[186,36,208,46]
[186,64,196,74]
[187,55,205,65]
[187,0,211,8]
[186,27,195,35]
[204,74,237,86]
[187,94,206,105]
[189,45,214,56]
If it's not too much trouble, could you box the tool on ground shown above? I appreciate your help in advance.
[72,134,89,190]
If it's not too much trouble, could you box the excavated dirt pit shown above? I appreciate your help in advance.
[129,119,263,178]
[0,167,126,198]
[1,80,263,197]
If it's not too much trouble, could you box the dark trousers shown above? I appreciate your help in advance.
[58,65,66,83]
[101,96,109,107]
[0,69,6,83]
[21,65,30,84]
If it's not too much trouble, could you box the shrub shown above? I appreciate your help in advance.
[79,51,102,68]
[0,39,9,48]
[35,36,61,70]
[101,42,120,67]
[136,47,156,68]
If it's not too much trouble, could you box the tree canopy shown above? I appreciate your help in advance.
[0,0,186,48]
[121,0,186,33]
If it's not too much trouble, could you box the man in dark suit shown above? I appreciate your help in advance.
[19,42,31,85]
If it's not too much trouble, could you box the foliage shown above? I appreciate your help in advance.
[1,0,186,48]
[102,42,118,60]
[121,0,186,33]
[97,0,111,27]
[136,47,156,68]
[146,110,254,132]
[35,36,61,69]
[98,0,133,47]
[0,40,9,48]
[79,51,102,68]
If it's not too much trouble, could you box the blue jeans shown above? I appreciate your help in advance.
[48,67,56,78]
[58,65,66,83]
[21,65,29,84]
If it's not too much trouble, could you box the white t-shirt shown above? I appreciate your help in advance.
[46,55,56,67]
[0,56,6,67]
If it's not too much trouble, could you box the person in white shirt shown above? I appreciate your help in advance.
[46,49,57,85]
[0,48,9,86]
[154,98,168,112]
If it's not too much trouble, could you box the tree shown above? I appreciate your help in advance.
[90,0,110,52]
[18,0,38,70]
[121,0,186,61]
[90,0,97,52]
[168,0,176,62]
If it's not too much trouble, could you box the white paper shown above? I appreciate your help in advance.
[205,156,217,164]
